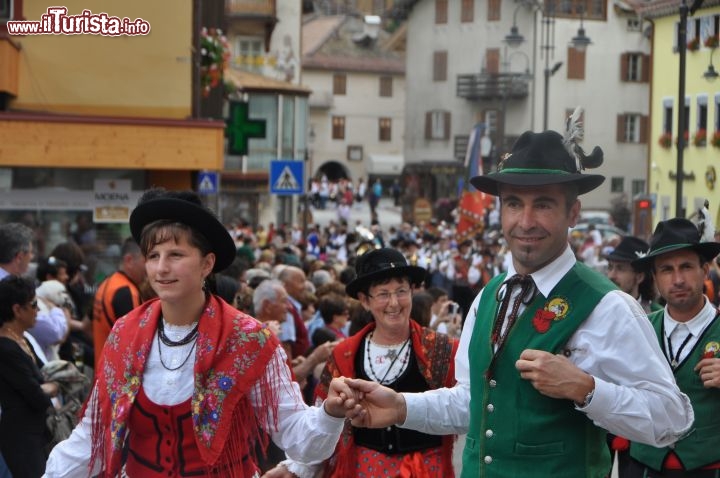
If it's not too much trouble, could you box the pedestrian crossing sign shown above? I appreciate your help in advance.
[197,171,219,195]
[270,160,304,195]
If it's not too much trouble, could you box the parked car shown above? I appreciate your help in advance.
[569,222,626,245]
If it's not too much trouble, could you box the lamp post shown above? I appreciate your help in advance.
[505,2,592,132]
[704,47,719,81]
[302,126,315,240]
[675,1,689,218]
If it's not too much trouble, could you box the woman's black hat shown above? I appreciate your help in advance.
[470,111,605,196]
[346,248,426,299]
[632,218,720,268]
[129,189,236,272]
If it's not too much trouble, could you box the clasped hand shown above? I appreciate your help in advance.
[324,377,406,428]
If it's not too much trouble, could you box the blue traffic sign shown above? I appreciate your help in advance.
[198,171,219,195]
[270,160,304,195]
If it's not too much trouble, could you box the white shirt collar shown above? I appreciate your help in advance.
[505,245,576,299]
[663,297,717,337]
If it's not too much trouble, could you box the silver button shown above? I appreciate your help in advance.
[484,456,492,464]
[489,379,497,388]
[487,404,494,412]
[388,444,394,450]
[485,429,494,438]
[386,427,392,432]
[669,443,675,449]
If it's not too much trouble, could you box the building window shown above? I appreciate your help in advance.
[567,47,586,80]
[621,53,649,82]
[379,118,392,141]
[488,0,501,21]
[332,116,345,140]
[715,94,720,132]
[435,0,448,24]
[700,14,719,45]
[484,109,499,137]
[461,0,474,22]
[0,0,11,19]
[632,180,646,196]
[617,114,648,143]
[663,101,673,134]
[485,48,500,74]
[379,76,393,97]
[234,36,264,73]
[433,50,448,82]
[425,110,451,140]
[610,177,624,193]
[697,95,708,131]
[333,73,347,95]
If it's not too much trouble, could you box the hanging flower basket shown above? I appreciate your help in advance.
[658,132,672,149]
[200,27,231,97]
[712,131,720,148]
[687,37,700,51]
[694,129,707,147]
[705,35,719,49]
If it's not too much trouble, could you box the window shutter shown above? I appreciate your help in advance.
[486,49,500,74]
[425,112,432,139]
[640,54,650,83]
[620,53,628,82]
[639,115,649,143]
[444,111,451,140]
[616,114,626,143]
[434,51,447,82]
[567,47,585,80]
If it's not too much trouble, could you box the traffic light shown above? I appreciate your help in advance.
[633,197,653,239]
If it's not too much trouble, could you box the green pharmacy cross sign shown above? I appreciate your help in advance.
[225,101,266,156]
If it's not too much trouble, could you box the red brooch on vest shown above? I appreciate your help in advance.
[703,341,720,359]
[532,297,570,333]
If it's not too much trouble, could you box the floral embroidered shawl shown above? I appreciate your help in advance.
[90,295,281,477]
[316,319,459,477]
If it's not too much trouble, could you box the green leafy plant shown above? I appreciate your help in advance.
[711,131,720,148]
[688,37,700,51]
[705,35,719,49]
[658,132,672,149]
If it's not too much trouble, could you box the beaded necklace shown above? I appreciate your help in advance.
[156,318,199,372]
[364,331,411,385]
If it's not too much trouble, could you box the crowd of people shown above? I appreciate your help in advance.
[2,117,720,477]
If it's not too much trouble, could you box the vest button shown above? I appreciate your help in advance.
[485,429,494,438]
[486,404,494,412]
[669,443,675,449]
[386,427,393,432]
[484,456,493,464]
[489,379,497,388]
[388,444,394,450]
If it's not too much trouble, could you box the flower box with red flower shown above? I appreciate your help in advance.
[705,35,719,49]
[712,131,720,149]
[694,129,707,147]
[658,132,672,149]
[687,37,700,51]
[200,27,231,97]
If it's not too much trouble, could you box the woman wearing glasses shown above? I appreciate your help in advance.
[275,248,459,477]
[0,276,60,477]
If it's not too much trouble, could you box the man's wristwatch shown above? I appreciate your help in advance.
[577,388,594,408]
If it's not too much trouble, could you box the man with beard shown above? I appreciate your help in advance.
[605,236,661,314]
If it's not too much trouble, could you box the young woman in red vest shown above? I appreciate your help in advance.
[45,189,354,478]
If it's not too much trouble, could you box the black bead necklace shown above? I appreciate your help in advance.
[365,331,411,385]
[157,332,197,372]
[158,317,199,347]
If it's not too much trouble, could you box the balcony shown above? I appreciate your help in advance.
[226,0,276,18]
[308,90,333,109]
[456,72,529,101]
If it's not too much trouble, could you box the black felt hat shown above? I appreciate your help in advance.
[129,189,236,272]
[346,248,426,299]
[470,129,605,196]
[605,236,649,263]
[632,218,720,268]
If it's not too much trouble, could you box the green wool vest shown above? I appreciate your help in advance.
[630,309,720,471]
[462,263,615,478]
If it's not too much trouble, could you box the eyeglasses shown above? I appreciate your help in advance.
[27,300,38,309]
[367,288,411,304]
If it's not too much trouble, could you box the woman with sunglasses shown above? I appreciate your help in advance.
[44,189,354,478]
[274,248,460,477]
[0,275,60,477]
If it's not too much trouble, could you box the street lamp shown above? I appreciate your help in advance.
[302,125,315,240]
[507,3,593,131]
[705,47,719,80]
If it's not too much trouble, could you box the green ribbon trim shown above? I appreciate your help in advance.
[496,168,577,175]
[647,243,694,256]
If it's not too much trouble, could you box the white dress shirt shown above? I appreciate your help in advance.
[663,297,717,366]
[44,334,344,478]
[402,245,694,447]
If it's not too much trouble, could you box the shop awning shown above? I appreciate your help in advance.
[367,154,404,176]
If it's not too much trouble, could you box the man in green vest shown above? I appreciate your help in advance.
[627,218,720,477]
[340,118,693,478]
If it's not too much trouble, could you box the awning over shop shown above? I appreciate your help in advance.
[367,154,404,176]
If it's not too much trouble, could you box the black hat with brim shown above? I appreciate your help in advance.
[346,248,426,299]
[605,236,650,263]
[129,190,236,273]
[632,218,720,269]
[470,130,605,196]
